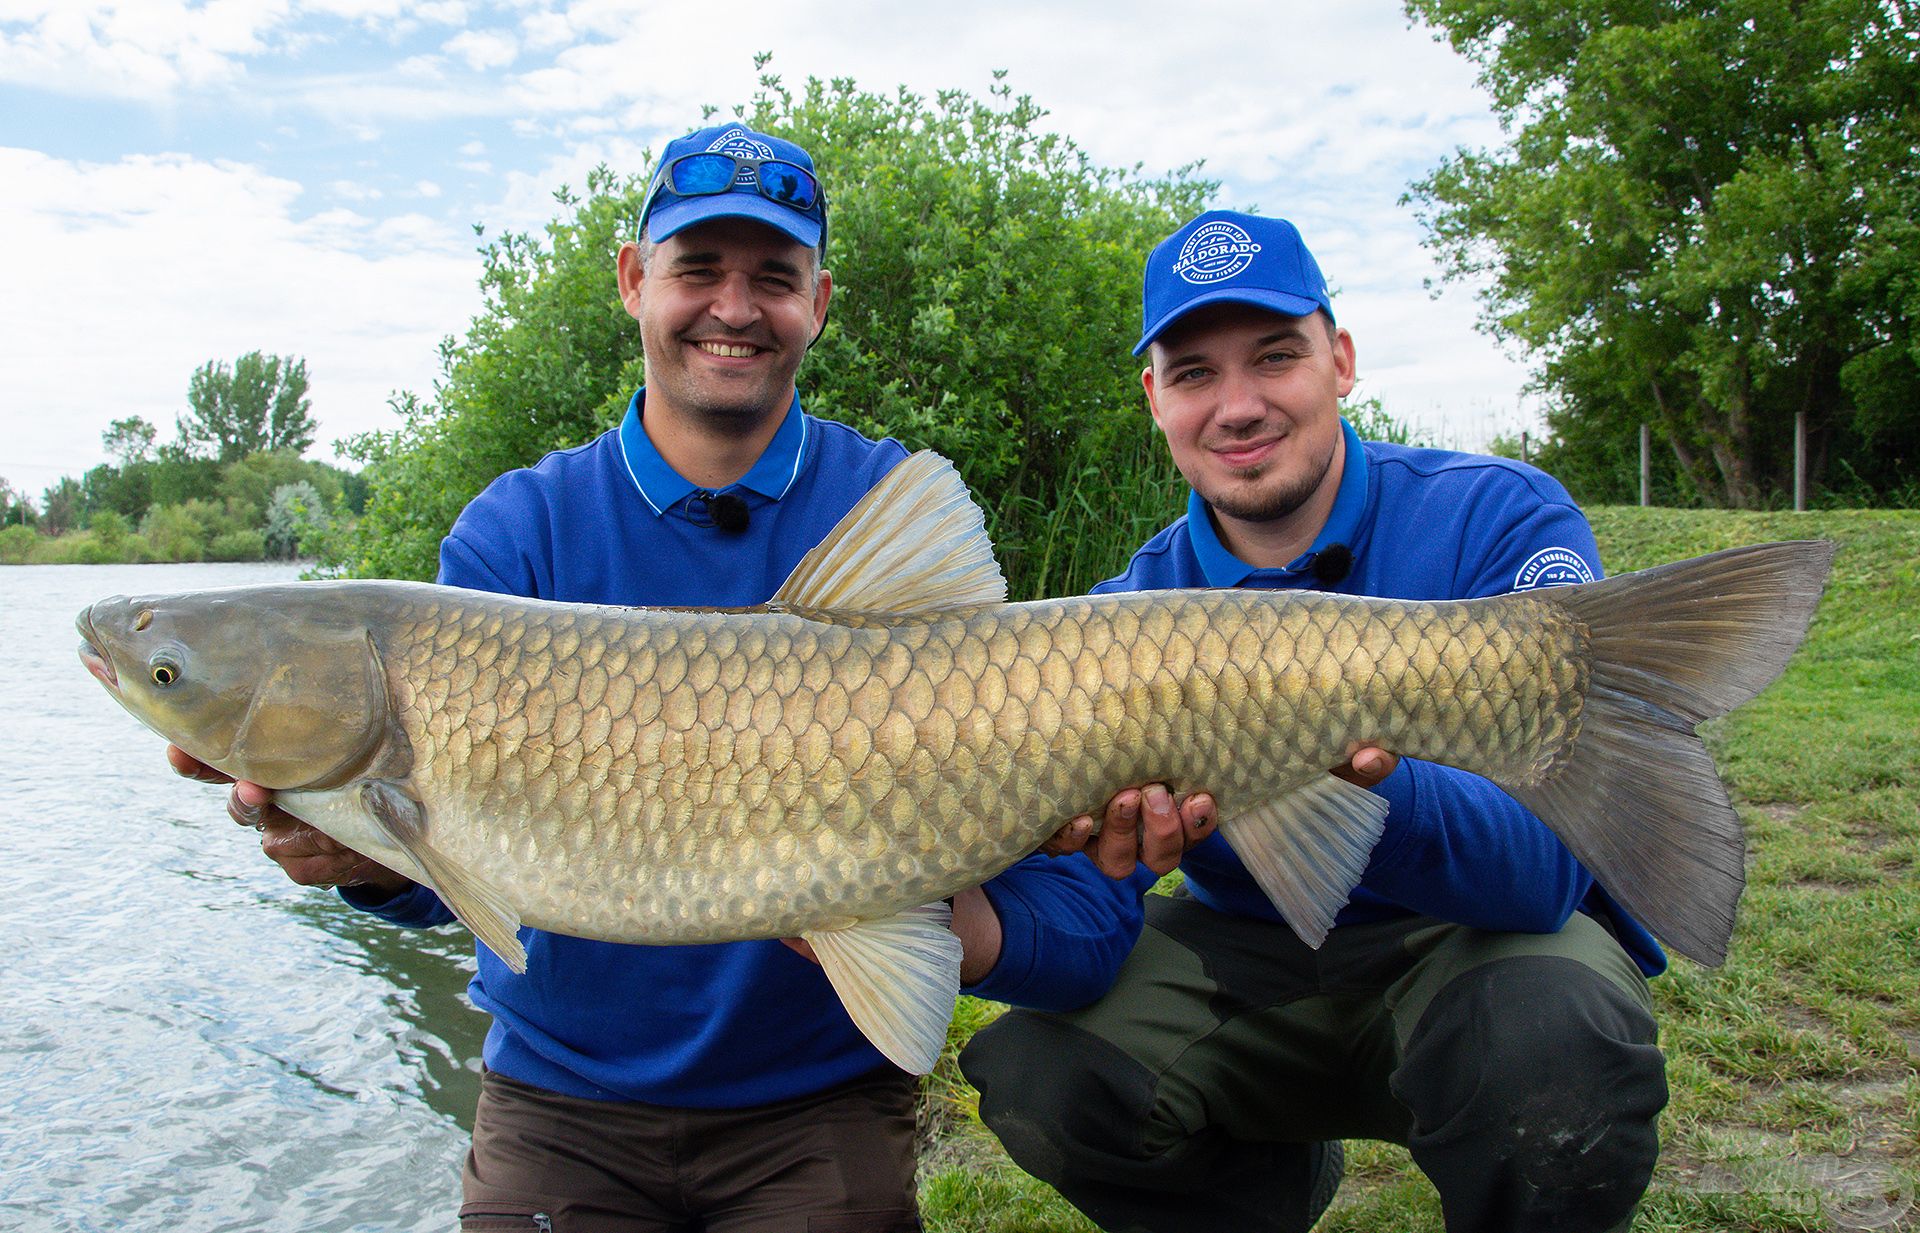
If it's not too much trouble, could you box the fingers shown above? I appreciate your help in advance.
[1090,788,1144,878]
[1041,815,1095,857]
[255,818,402,892]
[226,783,292,830]
[1049,785,1223,878]
[167,744,233,785]
[1332,744,1400,789]
[1136,787,1217,876]
[257,818,351,886]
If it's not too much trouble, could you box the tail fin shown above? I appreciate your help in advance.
[1505,540,1836,966]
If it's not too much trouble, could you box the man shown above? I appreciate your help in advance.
[169,124,1150,1232]
[960,210,1669,1233]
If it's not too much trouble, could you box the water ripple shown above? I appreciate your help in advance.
[5,563,477,1231]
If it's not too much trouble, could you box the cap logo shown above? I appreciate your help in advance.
[706,127,776,187]
[1513,547,1596,591]
[1172,220,1262,285]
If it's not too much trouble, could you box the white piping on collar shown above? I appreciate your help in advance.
[775,411,809,500]
[619,433,667,515]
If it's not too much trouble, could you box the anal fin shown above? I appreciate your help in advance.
[803,902,963,1075]
[1218,775,1389,948]
[361,780,528,973]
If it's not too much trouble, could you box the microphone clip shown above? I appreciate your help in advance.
[690,491,751,533]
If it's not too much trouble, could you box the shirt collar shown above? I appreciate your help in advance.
[1186,417,1370,587]
[617,388,810,516]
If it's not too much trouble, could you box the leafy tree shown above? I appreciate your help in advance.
[101,416,158,467]
[219,450,342,525]
[1405,0,1920,507]
[0,478,35,527]
[265,481,327,559]
[343,67,1210,592]
[79,462,151,523]
[145,446,224,510]
[181,351,317,462]
[40,476,80,535]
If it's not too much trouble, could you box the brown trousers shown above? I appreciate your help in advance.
[458,1069,923,1233]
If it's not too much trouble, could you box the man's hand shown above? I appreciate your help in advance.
[1042,784,1216,878]
[166,745,414,899]
[1042,746,1401,879]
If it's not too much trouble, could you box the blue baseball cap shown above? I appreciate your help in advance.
[640,123,827,250]
[1133,210,1334,355]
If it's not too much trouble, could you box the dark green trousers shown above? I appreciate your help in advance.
[960,894,1666,1233]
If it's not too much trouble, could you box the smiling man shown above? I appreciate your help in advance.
[961,210,1671,1233]
[168,124,1155,1233]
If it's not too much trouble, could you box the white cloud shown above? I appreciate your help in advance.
[413,178,442,197]
[0,0,288,98]
[327,178,383,199]
[518,6,572,50]
[445,27,515,70]
[0,148,481,486]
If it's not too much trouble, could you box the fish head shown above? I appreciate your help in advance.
[77,588,392,790]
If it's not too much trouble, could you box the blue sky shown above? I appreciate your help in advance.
[0,0,1537,498]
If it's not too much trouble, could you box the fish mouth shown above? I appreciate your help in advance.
[75,609,118,690]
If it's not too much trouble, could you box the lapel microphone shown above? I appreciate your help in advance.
[1311,543,1352,586]
[704,492,750,533]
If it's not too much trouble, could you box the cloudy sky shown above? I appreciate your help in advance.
[0,0,1537,499]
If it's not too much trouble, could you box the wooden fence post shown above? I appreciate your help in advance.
[1795,412,1807,512]
[1640,424,1650,508]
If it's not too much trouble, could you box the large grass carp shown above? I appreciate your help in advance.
[77,452,1833,1072]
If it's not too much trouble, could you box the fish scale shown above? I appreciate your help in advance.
[349,586,1587,945]
[78,450,1834,1072]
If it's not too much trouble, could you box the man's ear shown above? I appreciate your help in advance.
[1141,364,1165,432]
[1331,327,1357,399]
[616,242,645,322]
[808,268,834,346]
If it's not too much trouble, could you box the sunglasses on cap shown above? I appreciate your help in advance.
[638,152,824,233]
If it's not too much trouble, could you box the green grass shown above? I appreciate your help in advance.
[919,507,1920,1232]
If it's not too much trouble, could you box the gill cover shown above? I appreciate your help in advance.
[229,621,392,791]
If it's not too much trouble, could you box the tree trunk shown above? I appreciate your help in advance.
[1647,378,1719,501]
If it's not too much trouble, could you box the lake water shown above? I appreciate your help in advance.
[3,563,484,1232]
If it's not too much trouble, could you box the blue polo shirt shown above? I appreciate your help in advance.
[349,389,1154,1106]
[1096,420,1665,976]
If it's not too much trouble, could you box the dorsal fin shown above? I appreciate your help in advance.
[771,450,1007,614]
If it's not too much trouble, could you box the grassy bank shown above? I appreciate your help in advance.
[919,507,1920,1232]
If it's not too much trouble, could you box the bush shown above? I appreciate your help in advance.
[0,524,36,564]
[141,503,210,562]
[208,529,266,561]
[264,481,326,559]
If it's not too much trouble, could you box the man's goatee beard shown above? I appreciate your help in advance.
[689,398,783,439]
[1204,470,1326,524]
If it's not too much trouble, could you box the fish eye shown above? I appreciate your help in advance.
[150,657,181,688]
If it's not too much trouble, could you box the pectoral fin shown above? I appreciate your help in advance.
[360,780,528,973]
[802,902,964,1075]
[1217,775,1389,949]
